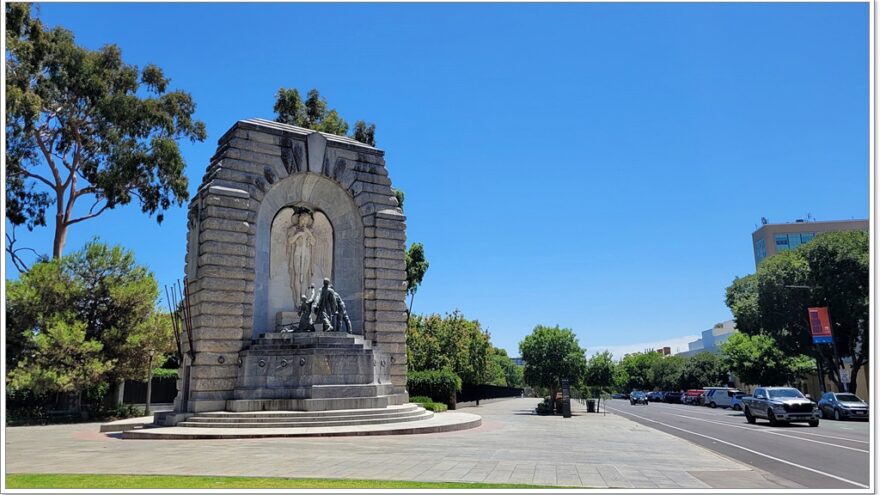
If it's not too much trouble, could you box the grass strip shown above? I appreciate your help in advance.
[7,473,566,489]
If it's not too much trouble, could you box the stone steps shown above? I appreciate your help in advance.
[226,395,391,412]
[198,403,420,419]
[179,408,433,428]
[121,411,483,440]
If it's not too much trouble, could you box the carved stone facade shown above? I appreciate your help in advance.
[175,118,408,414]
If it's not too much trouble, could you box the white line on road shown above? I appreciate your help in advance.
[664,412,870,453]
[608,406,869,489]
[645,403,871,445]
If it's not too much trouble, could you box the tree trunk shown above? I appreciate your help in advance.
[850,361,863,396]
[144,354,154,416]
[550,385,558,414]
[53,216,67,259]
[104,379,125,409]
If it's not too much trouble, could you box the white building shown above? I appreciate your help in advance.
[676,320,737,357]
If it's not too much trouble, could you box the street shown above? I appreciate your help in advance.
[605,399,870,489]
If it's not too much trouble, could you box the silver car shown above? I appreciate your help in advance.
[817,392,869,420]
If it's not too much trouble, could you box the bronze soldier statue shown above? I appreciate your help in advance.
[296,284,316,332]
[314,278,339,332]
[334,291,352,334]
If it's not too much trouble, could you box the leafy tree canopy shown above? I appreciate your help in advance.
[273,87,376,146]
[7,316,112,396]
[406,310,491,387]
[5,3,206,261]
[6,240,175,396]
[519,325,587,396]
[583,350,615,392]
[486,347,524,388]
[617,351,663,391]
[392,188,405,210]
[405,242,429,315]
[651,355,687,391]
[725,231,868,393]
[680,352,728,390]
[720,332,814,387]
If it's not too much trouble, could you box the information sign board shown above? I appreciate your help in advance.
[561,378,572,418]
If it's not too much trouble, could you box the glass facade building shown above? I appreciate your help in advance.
[751,219,867,269]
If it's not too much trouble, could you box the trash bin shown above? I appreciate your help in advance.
[586,399,596,413]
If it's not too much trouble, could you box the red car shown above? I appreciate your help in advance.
[683,389,704,406]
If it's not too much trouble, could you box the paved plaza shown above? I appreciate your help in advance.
[5,398,798,489]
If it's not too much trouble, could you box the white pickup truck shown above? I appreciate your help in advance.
[741,387,820,427]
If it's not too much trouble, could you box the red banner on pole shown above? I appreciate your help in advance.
[808,307,833,344]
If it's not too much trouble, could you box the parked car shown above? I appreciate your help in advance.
[647,391,664,402]
[630,391,648,405]
[683,389,704,406]
[703,387,745,409]
[663,391,684,404]
[730,392,749,411]
[817,392,869,420]
[741,387,819,427]
[611,393,625,399]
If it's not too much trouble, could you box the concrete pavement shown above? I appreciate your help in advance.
[5,398,795,488]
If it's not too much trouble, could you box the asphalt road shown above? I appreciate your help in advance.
[605,399,871,490]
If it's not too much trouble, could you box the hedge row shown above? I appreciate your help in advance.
[407,369,462,403]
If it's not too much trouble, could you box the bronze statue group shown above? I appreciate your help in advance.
[286,278,352,334]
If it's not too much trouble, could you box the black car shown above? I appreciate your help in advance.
[663,391,684,404]
[646,391,664,402]
[817,392,869,420]
[630,391,648,405]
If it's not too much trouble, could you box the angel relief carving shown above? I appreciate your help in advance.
[273,208,332,309]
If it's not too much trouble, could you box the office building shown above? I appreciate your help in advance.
[676,320,737,357]
[752,218,868,267]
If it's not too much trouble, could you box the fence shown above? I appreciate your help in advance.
[123,377,178,404]
[457,384,524,403]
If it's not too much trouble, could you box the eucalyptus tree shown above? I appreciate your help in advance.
[5,3,206,262]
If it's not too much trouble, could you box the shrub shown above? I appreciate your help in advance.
[535,398,553,415]
[421,402,448,412]
[534,396,564,415]
[152,368,179,379]
[408,395,448,413]
[407,369,462,403]
[85,403,142,421]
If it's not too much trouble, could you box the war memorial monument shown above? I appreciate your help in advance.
[128,119,479,438]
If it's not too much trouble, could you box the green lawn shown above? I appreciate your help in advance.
[6,473,565,489]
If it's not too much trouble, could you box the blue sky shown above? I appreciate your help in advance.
[5,3,869,358]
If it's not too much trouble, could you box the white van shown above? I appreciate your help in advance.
[703,387,743,408]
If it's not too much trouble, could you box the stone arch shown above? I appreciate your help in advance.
[254,172,364,335]
[175,119,410,415]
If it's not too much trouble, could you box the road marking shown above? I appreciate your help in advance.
[664,413,870,453]
[608,406,869,489]
[643,404,871,445]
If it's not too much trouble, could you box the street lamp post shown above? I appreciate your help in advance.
[144,349,156,416]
